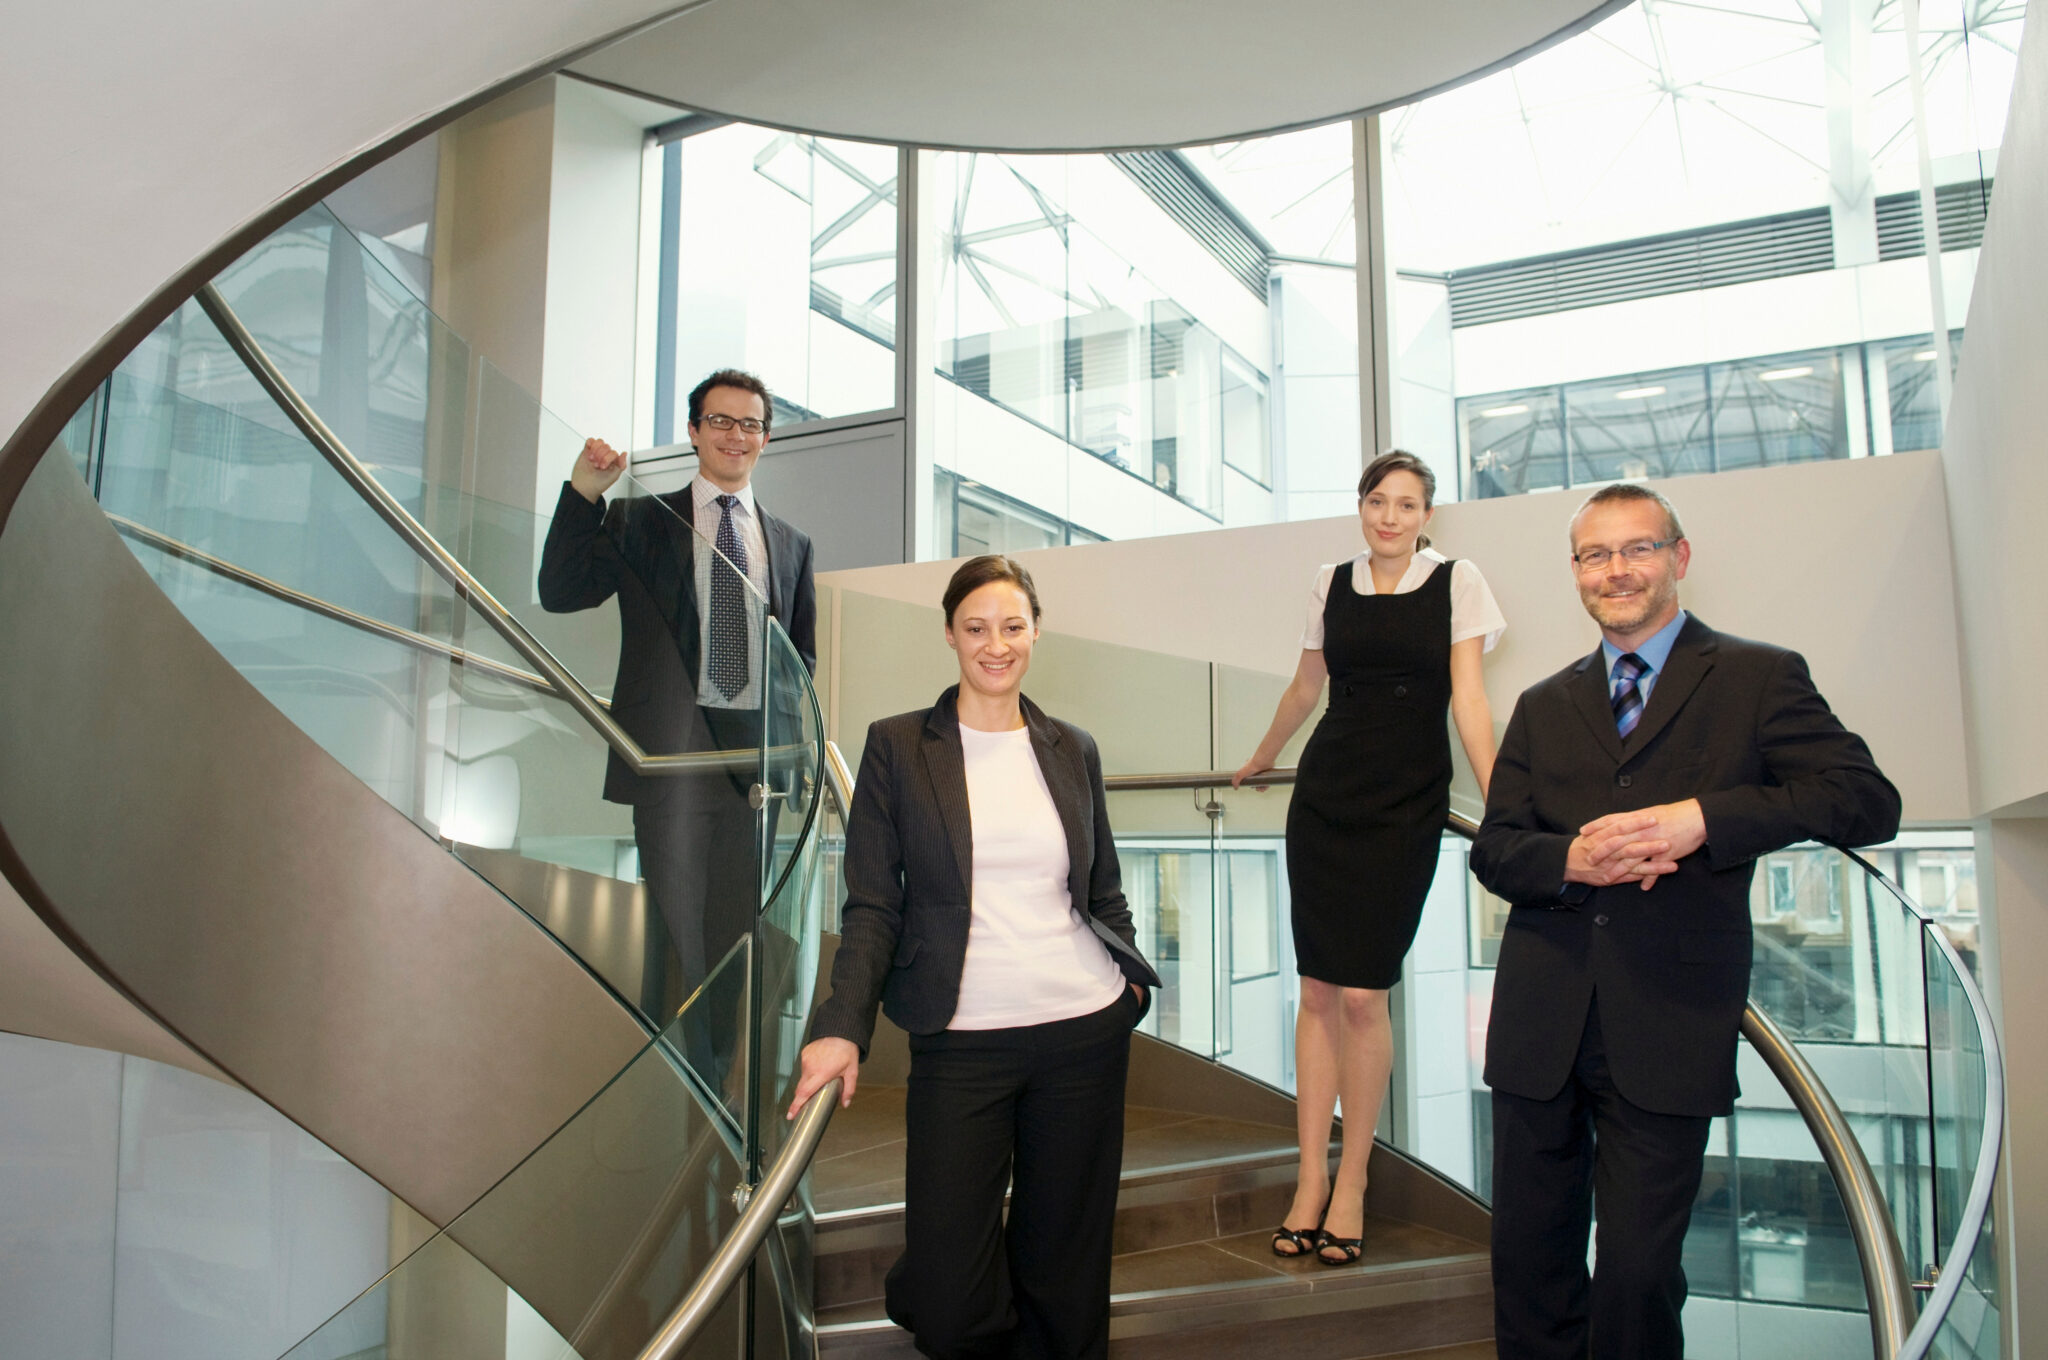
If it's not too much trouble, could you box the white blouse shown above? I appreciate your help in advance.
[1299,548,1506,653]
[947,725,1127,1031]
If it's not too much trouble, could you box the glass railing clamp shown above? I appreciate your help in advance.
[749,783,789,811]
[732,1180,755,1212]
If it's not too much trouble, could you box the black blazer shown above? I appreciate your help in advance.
[537,481,817,804]
[810,687,1162,1056]
[1471,615,1900,1118]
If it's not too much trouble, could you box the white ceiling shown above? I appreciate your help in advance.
[571,0,1630,150]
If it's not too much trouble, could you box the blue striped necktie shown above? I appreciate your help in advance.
[1611,652,1648,739]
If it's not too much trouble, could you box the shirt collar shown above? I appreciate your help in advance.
[691,475,755,518]
[1602,608,1688,680]
[1353,545,1446,594]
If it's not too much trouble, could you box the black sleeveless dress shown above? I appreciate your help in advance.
[1286,559,1454,989]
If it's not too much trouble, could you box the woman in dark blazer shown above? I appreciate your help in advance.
[789,554,1160,1360]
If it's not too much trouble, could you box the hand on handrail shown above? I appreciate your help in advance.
[1231,756,1276,789]
[788,1037,860,1120]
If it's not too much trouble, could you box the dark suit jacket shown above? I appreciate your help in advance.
[810,686,1163,1056]
[1471,615,1900,1118]
[537,481,817,805]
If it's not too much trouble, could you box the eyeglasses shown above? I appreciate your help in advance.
[1573,539,1673,570]
[698,413,767,434]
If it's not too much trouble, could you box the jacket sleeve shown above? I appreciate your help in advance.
[537,481,625,613]
[785,533,818,675]
[1698,649,1903,869]
[1470,695,1579,907]
[807,725,905,1058]
[1081,732,1163,995]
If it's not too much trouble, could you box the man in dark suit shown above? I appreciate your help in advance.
[539,369,816,1034]
[1471,483,1899,1360]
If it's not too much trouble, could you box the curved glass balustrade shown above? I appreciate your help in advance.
[819,580,2002,1360]
[25,201,839,1360]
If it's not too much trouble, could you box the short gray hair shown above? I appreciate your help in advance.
[1569,482,1685,547]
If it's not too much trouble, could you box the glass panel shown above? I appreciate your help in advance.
[277,947,750,1360]
[1924,925,2000,1355]
[755,618,827,1174]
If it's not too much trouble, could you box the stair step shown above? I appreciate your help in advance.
[818,1220,1490,1359]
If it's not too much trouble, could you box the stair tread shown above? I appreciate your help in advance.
[819,1214,1487,1333]
[814,1085,1302,1216]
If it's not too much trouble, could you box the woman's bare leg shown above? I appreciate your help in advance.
[1321,986,1393,1256]
[1280,976,1343,1246]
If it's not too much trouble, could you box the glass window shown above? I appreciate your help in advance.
[1220,348,1270,484]
[1390,2,2026,497]
[653,125,897,440]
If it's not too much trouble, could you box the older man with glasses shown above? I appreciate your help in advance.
[1471,481,1900,1360]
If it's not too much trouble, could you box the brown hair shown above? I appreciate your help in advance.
[942,555,1042,627]
[1357,450,1437,550]
[1569,482,1685,547]
[688,368,774,433]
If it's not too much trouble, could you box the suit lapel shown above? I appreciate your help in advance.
[1622,615,1717,758]
[1022,698,1086,901]
[921,690,975,896]
[1569,648,1629,765]
[654,489,698,635]
[757,505,788,619]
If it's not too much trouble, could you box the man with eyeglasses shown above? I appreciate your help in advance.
[540,369,816,1056]
[1471,482,1899,1360]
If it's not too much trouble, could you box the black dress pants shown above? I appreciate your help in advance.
[887,992,1138,1360]
[1490,999,1712,1360]
[634,706,769,1076]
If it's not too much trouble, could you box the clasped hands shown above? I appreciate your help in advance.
[1564,798,1706,891]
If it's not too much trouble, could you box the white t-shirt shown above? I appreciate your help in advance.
[1299,548,1506,653]
[947,725,1127,1030]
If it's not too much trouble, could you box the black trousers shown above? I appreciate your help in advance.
[888,992,1138,1360]
[634,706,770,1075]
[1490,998,1712,1360]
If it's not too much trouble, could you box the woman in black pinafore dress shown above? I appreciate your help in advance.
[1234,452,1503,1268]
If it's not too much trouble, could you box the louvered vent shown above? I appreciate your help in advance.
[1446,209,1835,328]
[1110,151,1272,298]
[1875,180,1993,259]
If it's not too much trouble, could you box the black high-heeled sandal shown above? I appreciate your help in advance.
[1271,1221,1321,1258]
[1314,1228,1363,1266]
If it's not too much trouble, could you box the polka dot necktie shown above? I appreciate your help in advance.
[1611,652,1648,739]
[709,493,750,699]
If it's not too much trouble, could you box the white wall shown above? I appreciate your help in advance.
[0,1033,404,1360]
[824,449,1971,822]
[1936,9,2048,1353]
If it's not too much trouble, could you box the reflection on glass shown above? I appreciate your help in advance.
[276,961,750,1360]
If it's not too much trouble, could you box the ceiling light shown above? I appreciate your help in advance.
[1614,386,1666,401]
[1759,366,1812,382]
[1479,404,1529,418]
[1914,349,1938,362]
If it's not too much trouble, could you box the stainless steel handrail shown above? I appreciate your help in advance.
[823,739,855,821]
[193,282,763,780]
[110,513,569,698]
[1092,766,1929,1356]
[1742,1001,1916,1355]
[107,512,781,773]
[633,1077,842,1360]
